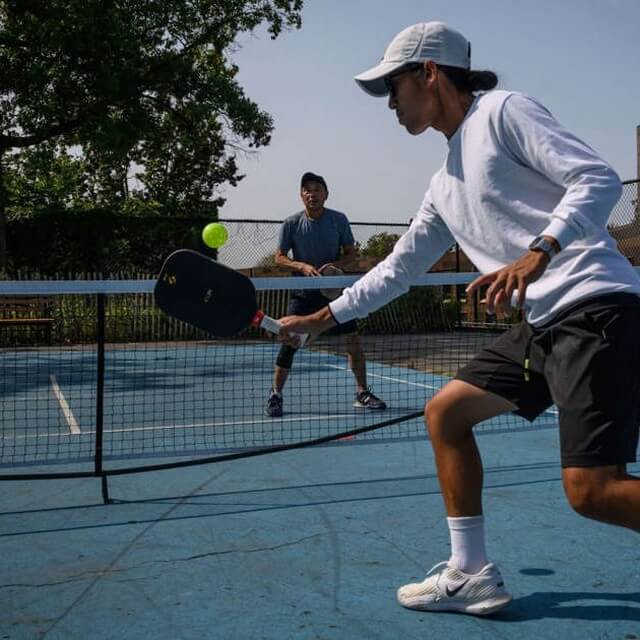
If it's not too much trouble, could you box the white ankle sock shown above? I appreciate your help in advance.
[447,515,488,574]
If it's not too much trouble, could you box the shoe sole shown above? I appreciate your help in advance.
[352,401,387,410]
[399,593,512,616]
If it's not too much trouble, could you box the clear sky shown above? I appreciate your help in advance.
[218,0,640,224]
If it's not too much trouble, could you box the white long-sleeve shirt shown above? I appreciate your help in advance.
[331,90,640,327]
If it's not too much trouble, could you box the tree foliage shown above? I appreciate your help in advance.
[0,0,303,269]
[358,232,401,259]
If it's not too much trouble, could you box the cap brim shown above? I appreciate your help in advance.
[354,60,407,97]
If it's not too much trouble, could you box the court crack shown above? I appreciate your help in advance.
[1,532,327,590]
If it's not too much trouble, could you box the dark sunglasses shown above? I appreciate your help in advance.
[384,63,424,97]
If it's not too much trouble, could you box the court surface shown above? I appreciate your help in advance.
[1,337,557,470]
[2,422,640,639]
[2,335,639,639]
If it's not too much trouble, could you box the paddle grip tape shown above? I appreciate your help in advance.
[251,310,308,347]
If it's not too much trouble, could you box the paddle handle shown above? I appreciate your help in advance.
[252,311,308,347]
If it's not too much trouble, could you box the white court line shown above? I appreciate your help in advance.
[2,412,361,441]
[49,375,81,434]
[325,364,559,416]
[324,364,440,390]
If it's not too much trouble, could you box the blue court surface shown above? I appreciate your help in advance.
[0,338,555,469]
[2,431,640,639]
[1,340,639,639]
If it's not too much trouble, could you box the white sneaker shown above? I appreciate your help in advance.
[397,561,512,615]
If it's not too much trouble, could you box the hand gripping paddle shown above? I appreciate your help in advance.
[155,249,307,344]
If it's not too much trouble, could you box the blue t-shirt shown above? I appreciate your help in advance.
[278,208,355,272]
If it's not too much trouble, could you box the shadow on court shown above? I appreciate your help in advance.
[495,590,640,623]
[0,462,562,538]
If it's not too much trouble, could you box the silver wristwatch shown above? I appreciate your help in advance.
[528,236,559,259]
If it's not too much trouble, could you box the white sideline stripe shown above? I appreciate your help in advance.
[324,364,440,390]
[325,365,560,416]
[2,412,361,441]
[49,375,81,434]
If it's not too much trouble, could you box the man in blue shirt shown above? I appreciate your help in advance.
[265,172,386,417]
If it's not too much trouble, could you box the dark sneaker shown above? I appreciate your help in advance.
[265,390,283,417]
[354,388,386,410]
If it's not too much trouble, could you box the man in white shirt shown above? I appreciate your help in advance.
[278,22,640,616]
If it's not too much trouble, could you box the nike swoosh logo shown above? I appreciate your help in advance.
[445,580,468,597]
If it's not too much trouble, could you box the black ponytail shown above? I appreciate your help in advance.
[437,65,498,93]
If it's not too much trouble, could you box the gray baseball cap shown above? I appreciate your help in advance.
[354,22,471,97]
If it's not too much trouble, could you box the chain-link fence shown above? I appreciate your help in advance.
[218,179,640,272]
[5,179,638,277]
[609,179,640,265]
[216,219,411,272]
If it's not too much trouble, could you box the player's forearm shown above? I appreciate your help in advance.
[275,254,307,272]
[280,305,336,338]
[312,306,338,332]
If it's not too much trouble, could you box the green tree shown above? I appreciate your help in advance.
[0,0,303,270]
[4,144,91,218]
[359,232,401,259]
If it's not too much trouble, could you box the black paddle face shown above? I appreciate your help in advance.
[154,250,258,337]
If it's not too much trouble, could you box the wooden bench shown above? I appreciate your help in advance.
[0,296,54,339]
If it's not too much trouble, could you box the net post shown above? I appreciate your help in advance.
[95,293,110,503]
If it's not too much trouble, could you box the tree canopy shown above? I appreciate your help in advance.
[0,0,303,270]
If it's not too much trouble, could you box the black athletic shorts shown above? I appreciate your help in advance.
[455,293,640,467]
[288,292,358,336]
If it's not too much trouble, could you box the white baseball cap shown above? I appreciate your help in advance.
[354,22,471,97]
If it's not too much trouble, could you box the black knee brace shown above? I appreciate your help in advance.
[276,344,298,369]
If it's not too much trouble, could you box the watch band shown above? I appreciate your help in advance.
[528,236,559,259]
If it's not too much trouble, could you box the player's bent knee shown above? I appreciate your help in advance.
[425,393,468,442]
[276,345,297,369]
[562,469,609,519]
[424,397,442,436]
[427,380,516,444]
[565,485,602,519]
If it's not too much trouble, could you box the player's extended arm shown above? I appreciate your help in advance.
[278,306,336,345]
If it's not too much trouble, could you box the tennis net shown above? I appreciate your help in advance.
[0,274,557,482]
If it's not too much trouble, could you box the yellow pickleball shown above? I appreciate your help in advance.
[202,222,228,249]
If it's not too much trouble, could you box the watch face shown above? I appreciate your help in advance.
[529,237,555,256]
